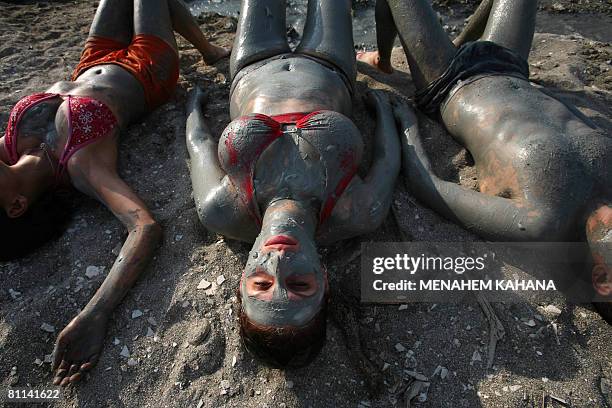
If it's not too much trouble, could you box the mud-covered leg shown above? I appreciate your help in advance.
[386,0,456,89]
[481,0,537,60]
[453,0,494,47]
[168,0,230,64]
[134,0,177,51]
[356,0,396,74]
[88,0,133,45]
[296,0,357,90]
[229,0,291,79]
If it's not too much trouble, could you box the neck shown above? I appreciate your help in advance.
[11,152,56,202]
[260,199,317,241]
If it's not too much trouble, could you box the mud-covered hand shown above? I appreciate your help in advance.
[52,311,108,386]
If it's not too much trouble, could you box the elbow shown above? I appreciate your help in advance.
[133,220,163,246]
[195,197,225,235]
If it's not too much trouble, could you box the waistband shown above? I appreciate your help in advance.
[415,41,530,116]
[230,53,354,98]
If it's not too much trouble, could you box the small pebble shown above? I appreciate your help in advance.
[85,266,101,279]
[40,323,55,333]
[524,319,536,327]
[197,279,212,290]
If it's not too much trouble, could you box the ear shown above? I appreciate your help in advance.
[7,195,28,218]
[592,264,612,297]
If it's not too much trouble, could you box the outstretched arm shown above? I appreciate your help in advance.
[53,158,162,386]
[318,90,401,244]
[393,99,554,241]
[186,88,258,242]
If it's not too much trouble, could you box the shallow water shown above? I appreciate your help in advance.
[187,0,612,46]
[187,0,379,46]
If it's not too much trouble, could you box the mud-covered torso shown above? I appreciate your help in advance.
[218,111,364,225]
[229,55,353,119]
[47,64,146,127]
[441,74,611,210]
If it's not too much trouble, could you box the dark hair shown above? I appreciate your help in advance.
[237,290,329,368]
[0,191,74,261]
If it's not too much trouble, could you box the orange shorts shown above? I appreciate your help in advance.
[72,35,179,110]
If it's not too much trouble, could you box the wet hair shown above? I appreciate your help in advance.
[236,289,329,368]
[0,191,73,261]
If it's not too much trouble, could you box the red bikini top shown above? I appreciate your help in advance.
[4,93,118,181]
[218,111,364,226]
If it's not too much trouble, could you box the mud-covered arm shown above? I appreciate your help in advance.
[394,99,554,241]
[84,174,162,314]
[52,160,163,385]
[317,90,401,244]
[186,88,258,242]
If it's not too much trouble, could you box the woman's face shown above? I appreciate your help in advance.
[244,234,322,300]
[240,229,327,327]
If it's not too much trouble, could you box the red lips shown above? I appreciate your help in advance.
[263,235,298,251]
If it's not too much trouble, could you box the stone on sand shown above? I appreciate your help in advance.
[85,265,101,279]
[40,323,55,333]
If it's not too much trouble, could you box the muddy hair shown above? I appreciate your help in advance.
[0,191,74,261]
[236,288,329,368]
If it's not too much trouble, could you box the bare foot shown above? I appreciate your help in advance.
[52,311,108,386]
[356,51,393,74]
[200,43,231,65]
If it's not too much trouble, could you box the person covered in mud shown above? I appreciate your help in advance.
[0,0,229,386]
[186,0,401,367]
[360,0,612,320]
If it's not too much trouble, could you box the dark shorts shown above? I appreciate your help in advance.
[415,41,530,115]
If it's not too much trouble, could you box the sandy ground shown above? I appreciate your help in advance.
[1,1,611,407]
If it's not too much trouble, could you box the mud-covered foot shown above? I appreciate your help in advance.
[52,311,108,386]
[356,51,393,74]
[200,43,231,65]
